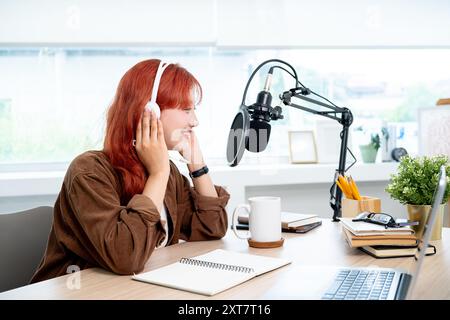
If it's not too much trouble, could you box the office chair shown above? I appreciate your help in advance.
[0,206,53,292]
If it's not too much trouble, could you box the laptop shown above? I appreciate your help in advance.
[322,165,447,300]
[262,165,447,300]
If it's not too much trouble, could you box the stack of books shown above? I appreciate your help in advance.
[339,218,435,258]
[359,245,436,259]
[236,211,322,233]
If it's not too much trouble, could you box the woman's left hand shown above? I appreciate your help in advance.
[179,130,205,171]
[179,129,218,198]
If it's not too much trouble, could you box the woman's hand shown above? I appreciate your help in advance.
[179,130,205,172]
[135,109,170,178]
[179,129,218,197]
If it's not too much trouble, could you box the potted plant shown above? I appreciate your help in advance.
[385,155,450,240]
[359,133,380,163]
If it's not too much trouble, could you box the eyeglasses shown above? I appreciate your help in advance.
[352,212,419,229]
[352,212,396,228]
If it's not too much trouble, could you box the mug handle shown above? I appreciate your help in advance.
[232,204,251,240]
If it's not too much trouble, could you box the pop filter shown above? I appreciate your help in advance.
[247,118,271,153]
[226,105,250,167]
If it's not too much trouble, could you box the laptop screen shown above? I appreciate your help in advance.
[406,165,447,299]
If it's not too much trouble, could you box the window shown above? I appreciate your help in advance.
[1,48,449,170]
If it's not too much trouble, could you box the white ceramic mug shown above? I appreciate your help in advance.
[232,196,282,243]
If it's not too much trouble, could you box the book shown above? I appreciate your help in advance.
[132,249,291,296]
[340,218,415,236]
[360,244,437,259]
[342,227,417,248]
[238,211,321,228]
[233,220,322,233]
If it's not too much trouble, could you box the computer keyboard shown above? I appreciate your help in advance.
[322,269,395,300]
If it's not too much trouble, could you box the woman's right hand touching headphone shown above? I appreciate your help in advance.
[135,108,170,178]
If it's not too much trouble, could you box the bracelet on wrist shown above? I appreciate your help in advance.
[189,165,209,179]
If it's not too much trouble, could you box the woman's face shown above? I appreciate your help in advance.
[160,106,199,151]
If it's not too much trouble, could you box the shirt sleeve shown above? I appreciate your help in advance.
[177,172,230,241]
[66,172,166,275]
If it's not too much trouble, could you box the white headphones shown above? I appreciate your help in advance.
[145,60,171,119]
[135,60,189,163]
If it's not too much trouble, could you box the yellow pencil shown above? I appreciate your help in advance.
[349,176,362,200]
[344,176,356,200]
[346,175,358,200]
[336,178,353,199]
[338,175,352,196]
[335,180,348,198]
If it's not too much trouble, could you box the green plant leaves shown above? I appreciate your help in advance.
[370,133,380,150]
[385,155,450,205]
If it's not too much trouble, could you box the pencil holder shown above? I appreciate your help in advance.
[341,196,381,218]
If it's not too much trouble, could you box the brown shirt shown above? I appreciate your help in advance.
[30,150,230,283]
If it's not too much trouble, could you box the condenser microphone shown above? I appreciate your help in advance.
[226,69,283,166]
[247,90,273,153]
[246,69,284,153]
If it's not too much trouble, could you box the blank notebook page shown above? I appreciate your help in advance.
[193,249,290,275]
[132,249,291,296]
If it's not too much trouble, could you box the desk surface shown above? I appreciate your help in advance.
[2,220,449,299]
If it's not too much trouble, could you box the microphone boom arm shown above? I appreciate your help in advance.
[233,58,355,222]
[281,89,354,221]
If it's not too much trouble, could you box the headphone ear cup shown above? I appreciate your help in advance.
[146,102,161,119]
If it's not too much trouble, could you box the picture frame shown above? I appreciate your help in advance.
[288,130,318,164]
[418,106,450,157]
[314,119,354,164]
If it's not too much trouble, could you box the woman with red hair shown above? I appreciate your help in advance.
[31,59,230,282]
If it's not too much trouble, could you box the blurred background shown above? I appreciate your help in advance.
[0,0,449,221]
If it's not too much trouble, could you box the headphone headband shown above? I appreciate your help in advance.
[134,60,172,146]
[150,60,171,105]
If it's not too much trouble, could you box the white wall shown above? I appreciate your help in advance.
[1,0,449,46]
[217,0,450,47]
[0,0,216,45]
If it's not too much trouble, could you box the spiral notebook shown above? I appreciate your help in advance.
[132,249,291,296]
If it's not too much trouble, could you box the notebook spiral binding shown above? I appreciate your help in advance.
[179,257,254,273]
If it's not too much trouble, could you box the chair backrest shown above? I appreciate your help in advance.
[0,206,53,292]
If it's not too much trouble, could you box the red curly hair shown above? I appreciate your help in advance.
[103,59,202,204]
